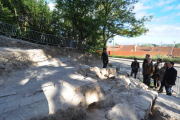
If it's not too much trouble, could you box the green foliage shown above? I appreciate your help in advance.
[0,0,53,33]
[140,44,153,47]
[175,43,180,48]
[96,0,153,47]
[1,0,153,49]
[109,63,113,67]
[116,67,120,71]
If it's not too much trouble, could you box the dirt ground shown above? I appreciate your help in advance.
[0,35,101,76]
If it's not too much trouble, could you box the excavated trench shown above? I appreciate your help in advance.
[1,36,179,120]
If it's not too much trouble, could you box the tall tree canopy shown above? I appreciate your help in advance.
[0,0,153,49]
[0,0,53,33]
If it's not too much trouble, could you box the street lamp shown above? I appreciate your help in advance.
[113,37,114,58]
[108,37,115,58]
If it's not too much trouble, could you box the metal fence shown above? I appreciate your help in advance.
[172,77,180,95]
[0,21,77,48]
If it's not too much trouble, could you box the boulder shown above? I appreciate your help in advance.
[86,73,97,78]
[78,64,90,76]
[108,74,116,79]
[100,68,107,76]
[105,103,138,120]
[97,72,104,79]
[89,67,100,75]
[107,68,117,76]
[153,94,180,120]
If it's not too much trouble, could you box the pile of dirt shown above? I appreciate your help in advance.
[0,35,100,76]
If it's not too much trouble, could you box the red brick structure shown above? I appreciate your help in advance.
[106,45,180,57]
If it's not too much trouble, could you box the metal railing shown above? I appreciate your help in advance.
[0,21,78,48]
[172,76,180,95]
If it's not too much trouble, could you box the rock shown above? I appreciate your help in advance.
[108,74,116,79]
[105,103,138,120]
[78,64,90,76]
[100,68,107,76]
[0,64,5,69]
[87,73,97,78]
[153,94,180,120]
[107,68,117,76]
[97,72,104,79]
[118,75,126,79]
[89,67,100,75]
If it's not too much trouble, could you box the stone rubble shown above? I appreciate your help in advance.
[0,35,179,120]
[153,94,180,120]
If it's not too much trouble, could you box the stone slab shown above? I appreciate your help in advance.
[0,97,7,104]
[20,96,34,107]
[153,94,180,120]
[5,95,22,103]
[0,103,7,115]
[0,90,16,98]
[33,92,46,103]
[4,99,20,112]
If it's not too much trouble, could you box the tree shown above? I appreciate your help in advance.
[97,0,153,47]
[0,0,53,33]
[175,43,180,48]
[140,44,153,47]
[55,0,102,46]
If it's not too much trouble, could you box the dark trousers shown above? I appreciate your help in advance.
[103,61,108,68]
[159,80,165,92]
[131,69,138,78]
[165,86,172,95]
[154,80,160,88]
[143,74,151,86]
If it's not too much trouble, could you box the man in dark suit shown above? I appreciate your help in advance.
[131,58,140,79]
[102,48,109,68]
[142,54,150,69]
[143,58,154,86]
[163,61,177,96]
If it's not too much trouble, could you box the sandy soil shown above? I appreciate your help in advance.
[0,35,100,76]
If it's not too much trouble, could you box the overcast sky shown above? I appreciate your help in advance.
[48,0,180,45]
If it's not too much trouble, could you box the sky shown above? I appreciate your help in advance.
[47,0,180,45]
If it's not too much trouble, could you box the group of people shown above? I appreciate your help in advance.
[131,54,177,96]
[101,48,178,96]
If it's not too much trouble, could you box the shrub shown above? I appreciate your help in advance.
[109,63,113,67]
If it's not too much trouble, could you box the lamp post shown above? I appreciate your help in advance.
[113,37,114,58]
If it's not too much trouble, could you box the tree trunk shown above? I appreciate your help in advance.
[104,41,107,48]
[103,24,106,48]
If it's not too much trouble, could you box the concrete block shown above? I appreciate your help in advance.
[4,99,20,112]
[20,97,34,106]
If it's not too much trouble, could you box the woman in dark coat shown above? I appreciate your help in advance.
[158,63,167,93]
[152,58,162,89]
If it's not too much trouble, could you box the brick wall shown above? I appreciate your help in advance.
[108,51,168,57]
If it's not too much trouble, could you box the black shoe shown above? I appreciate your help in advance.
[166,93,172,96]
[158,89,163,93]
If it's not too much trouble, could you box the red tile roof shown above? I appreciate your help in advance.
[152,47,173,55]
[172,48,180,57]
[107,45,121,51]
[119,45,136,51]
[136,46,152,51]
